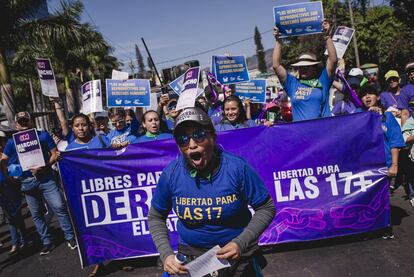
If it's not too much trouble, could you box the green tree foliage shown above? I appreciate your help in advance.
[390,0,414,27]
[278,1,414,75]
[2,0,119,119]
[254,26,267,73]
[135,44,145,78]
[356,6,414,73]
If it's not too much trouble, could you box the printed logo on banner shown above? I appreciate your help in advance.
[19,133,30,142]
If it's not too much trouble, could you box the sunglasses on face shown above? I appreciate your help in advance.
[111,119,125,125]
[175,129,210,147]
[168,105,177,111]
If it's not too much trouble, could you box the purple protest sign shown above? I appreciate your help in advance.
[13,128,45,171]
[176,66,201,110]
[81,80,103,114]
[59,112,389,267]
[36,58,59,97]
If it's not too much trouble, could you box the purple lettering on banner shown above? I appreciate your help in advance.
[59,112,389,267]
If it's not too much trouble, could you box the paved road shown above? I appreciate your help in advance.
[1,188,413,277]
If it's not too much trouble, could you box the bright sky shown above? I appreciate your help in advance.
[47,0,302,72]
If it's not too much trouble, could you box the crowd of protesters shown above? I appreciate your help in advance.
[0,18,413,276]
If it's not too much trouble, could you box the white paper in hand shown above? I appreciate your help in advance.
[185,245,230,277]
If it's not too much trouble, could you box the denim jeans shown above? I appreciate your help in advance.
[8,213,26,246]
[21,177,74,245]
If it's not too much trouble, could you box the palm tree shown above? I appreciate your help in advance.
[0,0,90,124]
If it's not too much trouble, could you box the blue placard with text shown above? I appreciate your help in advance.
[106,79,150,107]
[213,55,250,85]
[273,1,323,37]
[168,73,185,95]
[235,79,267,103]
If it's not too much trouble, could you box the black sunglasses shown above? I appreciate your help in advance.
[175,129,210,147]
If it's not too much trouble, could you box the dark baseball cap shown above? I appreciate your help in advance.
[15,111,31,122]
[174,107,213,135]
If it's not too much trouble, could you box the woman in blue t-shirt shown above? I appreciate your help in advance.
[65,114,109,151]
[215,95,256,131]
[133,110,173,143]
[359,85,405,239]
[272,19,337,121]
[148,107,275,276]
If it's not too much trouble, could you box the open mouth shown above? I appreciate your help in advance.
[190,152,202,161]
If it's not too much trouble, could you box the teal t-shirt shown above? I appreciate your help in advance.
[283,68,333,121]
[151,150,270,249]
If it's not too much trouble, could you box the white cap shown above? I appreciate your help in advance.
[348,68,364,77]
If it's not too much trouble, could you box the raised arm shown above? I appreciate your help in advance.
[50,97,70,137]
[323,19,338,78]
[272,26,287,83]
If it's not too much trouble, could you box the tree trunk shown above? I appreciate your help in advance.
[64,75,75,116]
[0,51,16,125]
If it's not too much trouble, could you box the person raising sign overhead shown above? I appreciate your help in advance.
[272,19,338,121]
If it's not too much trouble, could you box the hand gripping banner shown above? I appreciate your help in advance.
[59,112,389,267]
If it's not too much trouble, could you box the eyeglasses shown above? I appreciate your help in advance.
[175,129,210,147]
[111,119,125,125]
[168,105,177,111]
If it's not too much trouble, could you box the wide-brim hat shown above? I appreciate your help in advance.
[173,107,212,135]
[291,53,321,67]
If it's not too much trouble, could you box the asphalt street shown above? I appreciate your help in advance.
[0,187,413,277]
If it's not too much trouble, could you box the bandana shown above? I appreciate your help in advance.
[299,79,323,89]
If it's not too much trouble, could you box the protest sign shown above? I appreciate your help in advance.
[273,2,324,37]
[106,79,151,107]
[175,67,200,110]
[59,112,389,267]
[13,129,45,171]
[212,55,250,85]
[235,79,267,103]
[324,26,355,59]
[81,80,103,114]
[169,73,185,95]
[111,69,129,80]
[35,58,59,97]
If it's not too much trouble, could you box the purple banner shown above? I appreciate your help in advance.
[59,112,389,267]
